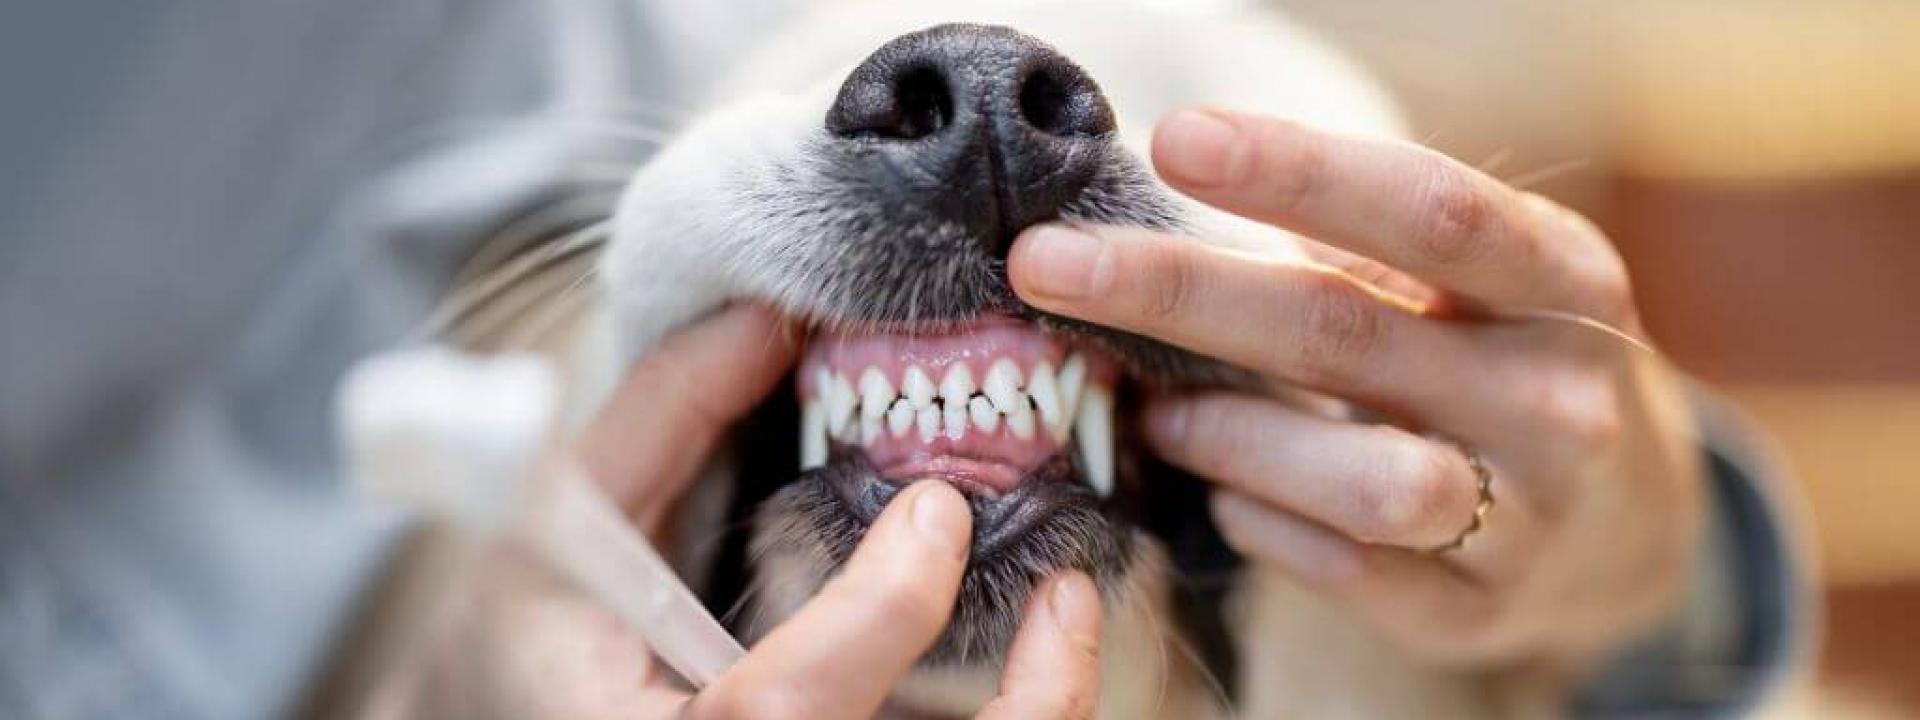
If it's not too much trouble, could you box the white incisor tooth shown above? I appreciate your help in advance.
[800,401,827,470]
[916,404,939,442]
[1075,386,1115,497]
[1004,399,1037,440]
[938,363,975,403]
[859,367,894,421]
[903,365,935,409]
[887,398,914,438]
[825,372,856,438]
[1026,361,1064,442]
[943,399,969,440]
[983,358,1024,413]
[968,396,1000,433]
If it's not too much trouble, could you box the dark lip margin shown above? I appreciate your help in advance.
[819,444,1099,559]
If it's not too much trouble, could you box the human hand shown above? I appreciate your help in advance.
[1006,109,1706,675]
[389,305,1103,719]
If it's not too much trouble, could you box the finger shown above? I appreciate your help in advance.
[573,303,799,534]
[978,572,1104,720]
[1211,492,1519,662]
[688,481,972,719]
[1008,223,1492,427]
[1150,108,1628,318]
[1144,394,1483,549]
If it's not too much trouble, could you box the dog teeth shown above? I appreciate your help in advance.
[938,363,975,404]
[915,404,940,443]
[1074,386,1114,498]
[1004,399,1037,440]
[800,401,827,470]
[903,365,935,410]
[804,355,1105,494]
[968,395,1000,433]
[859,368,893,425]
[1027,361,1065,443]
[943,398,969,440]
[1056,355,1086,436]
[981,358,1022,414]
[886,398,915,438]
[823,372,855,438]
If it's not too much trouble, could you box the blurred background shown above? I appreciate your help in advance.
[1,0,1914,717]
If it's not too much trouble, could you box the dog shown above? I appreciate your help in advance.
[446,1,1532,717]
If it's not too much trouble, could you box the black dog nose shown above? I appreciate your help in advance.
[825,24,1116,256]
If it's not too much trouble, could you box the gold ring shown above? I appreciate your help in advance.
[1424,438,1494,554]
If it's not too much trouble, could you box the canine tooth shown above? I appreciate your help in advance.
[968,396,1000,433]
[1027,361,1065,442]
[887,399,914,438]
[983,358,1024,413]
[943,399,969,440]
[938,363,975,403]
[860,414,882,446]
[1058,354,1087,425]
[903,365,935,409]
[800,401,827,470]
[859,368,894,420]
[1075,386,1114,498]
[1005,401,1037,440]
[916,405,940,442]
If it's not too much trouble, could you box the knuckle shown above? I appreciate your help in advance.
[1360,440,1467,543]
[1135,244,1199,326]
[1292,274,1388,380]
[1573,252,1636,322]
[1411,160,1499,267]
[1534,373,1623,456]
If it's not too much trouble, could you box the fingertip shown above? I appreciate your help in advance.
[1047,571,1102,655]
[903,480,972,560]
[1152,107,1242,189]
[1008,223,1110,303]
[1140,398,1195,456]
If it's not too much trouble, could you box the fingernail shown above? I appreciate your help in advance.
[1155,109,1240,188]
[1012,224,1108,301]
[909,481,971,559]
[1048,572,1101,653]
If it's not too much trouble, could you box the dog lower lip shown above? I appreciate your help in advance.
[820,448,1090,558]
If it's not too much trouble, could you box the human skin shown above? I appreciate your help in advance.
[1008,108,1705,680]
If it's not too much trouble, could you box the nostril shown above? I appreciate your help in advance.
[826,62,955,141]
[1016,66,1113,138]
[1017,70,1072,135]
[892,66,953,139]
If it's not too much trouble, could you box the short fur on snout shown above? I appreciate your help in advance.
[514,1,1535,717]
